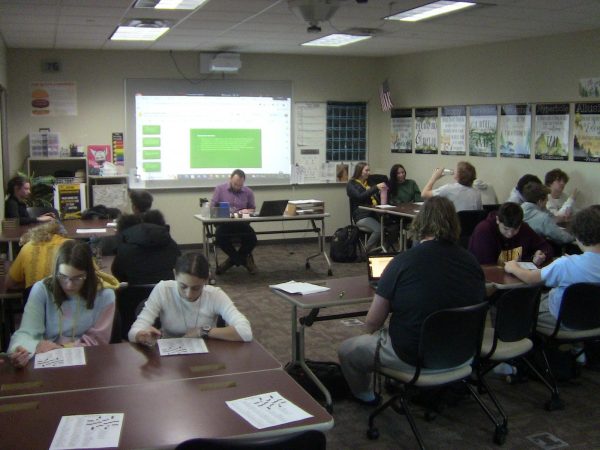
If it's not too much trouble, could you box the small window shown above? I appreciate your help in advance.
[326,102,367,162]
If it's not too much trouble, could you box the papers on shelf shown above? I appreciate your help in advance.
[414,202,425,205]
[106,222,117,228]
[375,204,396,209]
[35,347,86,369]
[226,391,313,430]
[269,281,330,295]
[50,413,124,450]
[157,337,208,356]
[76,228,107,234]
[517,261,538,270]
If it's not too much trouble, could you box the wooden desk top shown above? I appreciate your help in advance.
[359,202,422,218]
[0,340,281,398]
[271,275,374,309]
[0,219,116,243]
[0,369,333,449]
[482,264,527,289]
[194,212,329,224]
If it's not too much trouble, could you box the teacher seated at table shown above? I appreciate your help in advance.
[8,240,116,368]
[346,162,388,254]
[128,252,252,345]
[468,202,554,266]
[210,169,258,274]
[421,161,482,212]
[505,206,600,328]
[338,197,486,405]
[111,210,180,285]
[4,175,55,224]
[5,221,70,291]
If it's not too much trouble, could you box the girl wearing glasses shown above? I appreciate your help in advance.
[9,240,116,368]
[129,252,252,346]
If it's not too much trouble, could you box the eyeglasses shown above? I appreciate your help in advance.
[57,273,87,284]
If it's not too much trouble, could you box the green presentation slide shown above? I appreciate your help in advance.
[143,137,161,147]
[143,149,161,160]
[143,162,161,172]
[189,128,261,168]
[142,125,161,135]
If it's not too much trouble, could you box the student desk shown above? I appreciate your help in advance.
[271,275,374,411]
[482,264,528,289]
[0,369,333,449]
[0,340,281,399]
[0,218,116,260]
[194,213,332,276]
[359,202,422,251]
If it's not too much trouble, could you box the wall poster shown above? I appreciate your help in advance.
[499,104,531,158]
[534,103,569,161]
[574,102,600,163]
[440,106,466,155]
[391,108,413,154]
[468,105,497,157]
[414,107,438,155]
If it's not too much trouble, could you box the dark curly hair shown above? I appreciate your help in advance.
[570,206,600,247]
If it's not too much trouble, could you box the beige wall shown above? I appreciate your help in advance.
[4,28,600,244]
[371,29,600,206]
[5,50,386,243]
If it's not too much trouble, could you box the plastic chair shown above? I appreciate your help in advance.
[457,210,487,249]
[534,283,600,411]
[367,302,489,449]
[175,430,326,449]
[474,287,542,444]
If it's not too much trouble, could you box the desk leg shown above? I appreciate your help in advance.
[379,215,388,253]
[305,218,333,276]
[291,305,298,363]
[298,316,334,412]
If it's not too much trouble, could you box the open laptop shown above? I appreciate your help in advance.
[252,199,289,217]
[367,253,395,288]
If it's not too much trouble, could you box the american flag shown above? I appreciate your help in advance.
[379,79,393,112]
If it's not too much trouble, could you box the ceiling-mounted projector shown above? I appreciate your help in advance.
[200,52,241,73]
[288,0,341,32]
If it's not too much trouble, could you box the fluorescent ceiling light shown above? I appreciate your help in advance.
[386,1,476,22]
[134,0,209,10]
[111,20,171,41]
[302,34,371,47]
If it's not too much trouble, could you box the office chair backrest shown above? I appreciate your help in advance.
[494,287,541,342]
[117,284,156,340]
[559,283,600,330]
[420,301,488,370]
[26,206,55,218]
[482,203,501,213]
[175,430,326,450]
[457,210,487,237]
[367,173,389,186]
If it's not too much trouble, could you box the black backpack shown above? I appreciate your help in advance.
[330,225,359,262]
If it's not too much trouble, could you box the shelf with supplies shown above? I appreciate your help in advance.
[286,199,325,216]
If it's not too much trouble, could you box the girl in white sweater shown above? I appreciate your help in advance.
[129,252,252,345]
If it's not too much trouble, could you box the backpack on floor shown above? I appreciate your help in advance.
[330,225,359,263]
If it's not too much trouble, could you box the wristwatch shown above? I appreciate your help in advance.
[200,325,212,339]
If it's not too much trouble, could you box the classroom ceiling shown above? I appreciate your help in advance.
[0,0,599,57]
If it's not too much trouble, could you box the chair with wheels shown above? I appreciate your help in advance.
[534,283,600,411]
[474,286,543,444]
[366,301,490,449]
[175,430,326,449]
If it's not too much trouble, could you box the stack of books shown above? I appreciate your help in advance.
[286,199,325,216]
